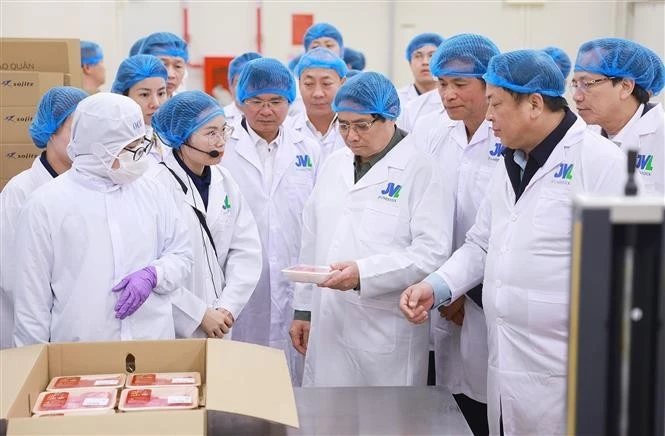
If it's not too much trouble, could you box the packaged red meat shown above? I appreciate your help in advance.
[118,386,199,411]
[32,389,117,415]
[46,374,126,391]
[33,409,116,417]
[125,372,201,387]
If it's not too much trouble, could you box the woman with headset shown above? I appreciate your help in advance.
[150,90,262,339]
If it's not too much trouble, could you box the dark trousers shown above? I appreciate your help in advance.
[454,393,489,436]
[427,350,436,386]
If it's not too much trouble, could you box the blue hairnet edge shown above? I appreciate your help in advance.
[238,87,296,104]
[483,74,564,97]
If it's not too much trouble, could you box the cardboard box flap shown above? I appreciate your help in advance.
[8,409,205,435]
[0,38,82,87]
[0,345,47,419]
[205,340,299,428]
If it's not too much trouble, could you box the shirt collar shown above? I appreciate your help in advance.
[610,103,644,144]
[39,150,60,178]
[305,113,338,139]
[242,117,282,147]
[173,148,211,187]
[354,127,407,171]
[526,108,577,168]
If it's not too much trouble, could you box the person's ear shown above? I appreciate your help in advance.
[619,78,636,101]
[528,93,544,118]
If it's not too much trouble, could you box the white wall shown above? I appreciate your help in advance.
[1,0,663,99]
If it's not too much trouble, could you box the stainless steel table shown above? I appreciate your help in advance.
[208,386,473,435]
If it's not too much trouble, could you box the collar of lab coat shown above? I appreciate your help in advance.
[162,149,227,225]
[450,118,492,150]
[346,133,412,192]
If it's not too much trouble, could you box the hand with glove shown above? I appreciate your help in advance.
[112,266,157,319]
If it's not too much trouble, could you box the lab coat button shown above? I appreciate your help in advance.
[496,317,504,326]
[496,280,502,287]
[510,214,517,222]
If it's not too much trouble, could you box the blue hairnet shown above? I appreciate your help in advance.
[295,47,348,79]
[542,46,571,79]
[236,58,297,104]
[139,32,189,63]
[303,23,344,54]
[430,33,499,78]
[645,47,664,96]
[405,33,444,61]
[129,37,145,56]
[111,55,168,94]
[483,49,565,97]
[343,47,366,70]
[288,55,302,74]
[29,86,88,148]
[332,72,400,120]
[152,90,225,149]
[228,52,263,85]
[574,38,656,94]
[346,69,361,79]
[80,41,103,66]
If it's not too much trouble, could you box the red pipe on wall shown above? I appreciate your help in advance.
[181,3,202,68]
[256,2,263,53]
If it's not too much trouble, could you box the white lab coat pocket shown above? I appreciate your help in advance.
[342,297,397,354]
[527,289,568,373]
[359,205,400,243]
[532,189,572,237]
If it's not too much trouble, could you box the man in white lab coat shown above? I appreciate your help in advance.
[12,93,193,346]
[418,33,501,436]
[397,33,444,108]
[400,50,626,435]
[572,38,664,195]
[287,47,347,164]
[0,87,87,350]
[150,91,262,340]
[219,58,320,385]
[290,72,453,387]
[223,52,262,125]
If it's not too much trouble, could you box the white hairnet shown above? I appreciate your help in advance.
[68,92,145,179]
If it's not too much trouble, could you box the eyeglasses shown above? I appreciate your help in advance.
[123,136,154,161]
[569,76,616,93]
[338,117,379,135]
[244,97,288,110]
[194,124,234,146]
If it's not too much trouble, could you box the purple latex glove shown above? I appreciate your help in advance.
[112,266,157,319]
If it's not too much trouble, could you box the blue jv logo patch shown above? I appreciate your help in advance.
[489,142,505,158]
[380,182,402,198]
[295,155,313,168]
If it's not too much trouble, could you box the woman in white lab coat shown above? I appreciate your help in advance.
[112,54,168,162]
[401,51,626,435]
[220,57,320,385]
[150,90,262,339]
[0,86,88,350]
[12,93,193,346]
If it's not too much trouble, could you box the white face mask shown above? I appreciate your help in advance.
[108,151,150,185]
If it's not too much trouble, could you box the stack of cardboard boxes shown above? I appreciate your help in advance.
[0,38,83,190]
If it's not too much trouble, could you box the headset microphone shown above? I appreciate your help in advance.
[186,143,220,158]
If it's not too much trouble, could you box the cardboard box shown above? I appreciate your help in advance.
[0,71,64,107]
[0,106,36,144]
[0,339,299,435]
[0,144,40,180]
[0,38,82,88]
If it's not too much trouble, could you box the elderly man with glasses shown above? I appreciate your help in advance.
[290,72,453,387]
[572,38,664,195]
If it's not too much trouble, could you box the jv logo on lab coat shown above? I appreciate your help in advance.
[222,195,231,210]
[553,163,574,183]
[379,182,402,202]
[295,155,313,168]
[636,154,654,174]
[489,143,506,160]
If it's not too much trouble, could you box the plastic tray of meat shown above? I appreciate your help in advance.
[46,374,126,391]
[118,386,199,411]
[281,265,334,284]
[125,372,201,388]
[32,389,117,416]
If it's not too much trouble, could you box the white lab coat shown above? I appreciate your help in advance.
[397,83,420,110]
[223,102,243,126]
[219,121,319,384]
[416,115,502,403]
[397,89,443,132]
[285,113,346,164]
[434,116,626,435]
[149,150,262,338]
[12,167,193,346]
[605,102,664,196]
[0,156,53,349]
[295,134,453,387]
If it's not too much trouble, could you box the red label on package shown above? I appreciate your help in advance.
[40,392,69,410]
[131,374,156,386]
[125,389,152,405]
[53,377,81,388]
